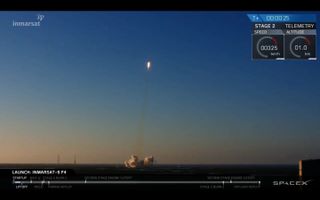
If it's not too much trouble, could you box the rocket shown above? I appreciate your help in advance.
[146,61,152,71]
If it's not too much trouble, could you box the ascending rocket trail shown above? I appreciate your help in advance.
[135,61,151,158]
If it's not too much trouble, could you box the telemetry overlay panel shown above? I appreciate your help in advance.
[248,14,317,60]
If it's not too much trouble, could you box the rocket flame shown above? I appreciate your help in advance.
[146,61,151,71]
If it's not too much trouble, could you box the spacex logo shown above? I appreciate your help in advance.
[273,180,312,186]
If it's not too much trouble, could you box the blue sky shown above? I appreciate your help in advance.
[0,12,319,164]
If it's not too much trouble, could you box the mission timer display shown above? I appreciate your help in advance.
[248,14,317,60]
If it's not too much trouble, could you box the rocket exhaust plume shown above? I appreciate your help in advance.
[124,155,154,168]
[134,60,151,157]
[125,61,155,168]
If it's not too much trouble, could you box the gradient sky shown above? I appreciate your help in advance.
[0,12,319,164]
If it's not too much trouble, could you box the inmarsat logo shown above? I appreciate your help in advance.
[273,180,312,186]
[12,14,45,27]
